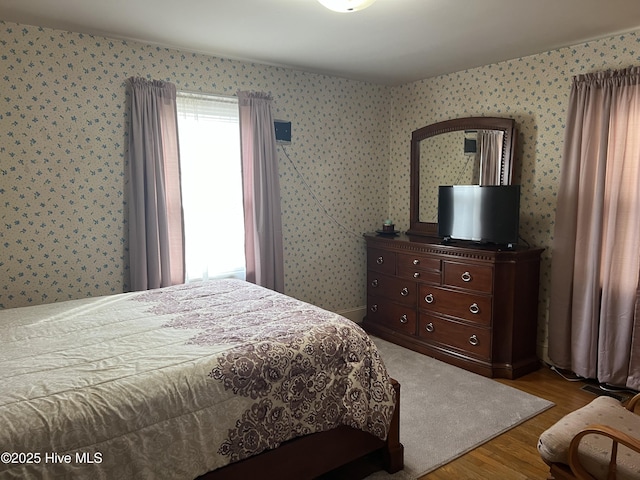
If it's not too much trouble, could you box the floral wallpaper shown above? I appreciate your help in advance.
[2,20,640,359]
[0,22,391,312]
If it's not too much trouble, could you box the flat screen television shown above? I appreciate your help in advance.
[438,185,520,247]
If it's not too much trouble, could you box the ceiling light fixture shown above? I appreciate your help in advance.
[317,0,376,13]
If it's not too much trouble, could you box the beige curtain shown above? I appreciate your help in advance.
[478,130,504,185]
[548,67,640,389]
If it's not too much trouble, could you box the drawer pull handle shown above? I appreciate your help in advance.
[469,335,479,346]
[461,271,472,282]
[376,256,384,265]
[425,322,434,332]
[413,272,420,278]
[469,303,480,314]
[400,287,409,296]
[371,279,379,288]
[400,314,408,324]
[413,259,420,265]
[370,304,378,313]
[424,293,434,304]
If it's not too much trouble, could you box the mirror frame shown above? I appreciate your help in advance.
[407,116,517,237]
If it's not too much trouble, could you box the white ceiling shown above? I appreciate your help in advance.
[2,0,640,85]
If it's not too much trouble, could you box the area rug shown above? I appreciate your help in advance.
[366,337,554,479]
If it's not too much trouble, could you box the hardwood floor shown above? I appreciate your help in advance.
[420,365,609,480]
[324,363,637,480]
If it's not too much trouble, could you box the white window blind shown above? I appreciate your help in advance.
[176,92,245,282]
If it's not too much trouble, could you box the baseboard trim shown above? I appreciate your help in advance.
[337,306,366,324]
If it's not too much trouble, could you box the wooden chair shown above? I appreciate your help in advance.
[538,392,640,480]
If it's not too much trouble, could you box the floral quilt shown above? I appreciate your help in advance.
[0,279,396,479]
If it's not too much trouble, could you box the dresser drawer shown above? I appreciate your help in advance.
[368,271,416,305]
[418,284,492,325]
[367,297,417,335]
[397,253,441,284]
[443,261,493,293]
[367,248,396,275]
[418,314,491,360]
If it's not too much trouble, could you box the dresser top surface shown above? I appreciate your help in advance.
[364,232,544,259]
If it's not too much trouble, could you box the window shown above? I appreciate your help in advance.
[176,93,245,282]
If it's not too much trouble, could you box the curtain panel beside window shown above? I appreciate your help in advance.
[549,66,640,389]
[237,91,285,293]
[126,77,185,291]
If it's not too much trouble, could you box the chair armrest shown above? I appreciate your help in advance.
[568,424,640,480]
[626,392,640,413]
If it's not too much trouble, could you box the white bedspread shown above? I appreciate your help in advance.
[0,279,396,479]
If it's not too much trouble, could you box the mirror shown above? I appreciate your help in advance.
[407,116,516,236]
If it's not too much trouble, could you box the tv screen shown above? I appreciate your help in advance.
[438,185,520,246]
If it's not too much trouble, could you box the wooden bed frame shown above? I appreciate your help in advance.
[200,379,404,480]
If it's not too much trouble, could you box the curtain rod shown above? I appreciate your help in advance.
[177,88,237,99]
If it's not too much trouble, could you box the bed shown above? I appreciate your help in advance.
[0,279,403,479]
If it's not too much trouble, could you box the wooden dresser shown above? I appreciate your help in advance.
[363,232,544,379]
